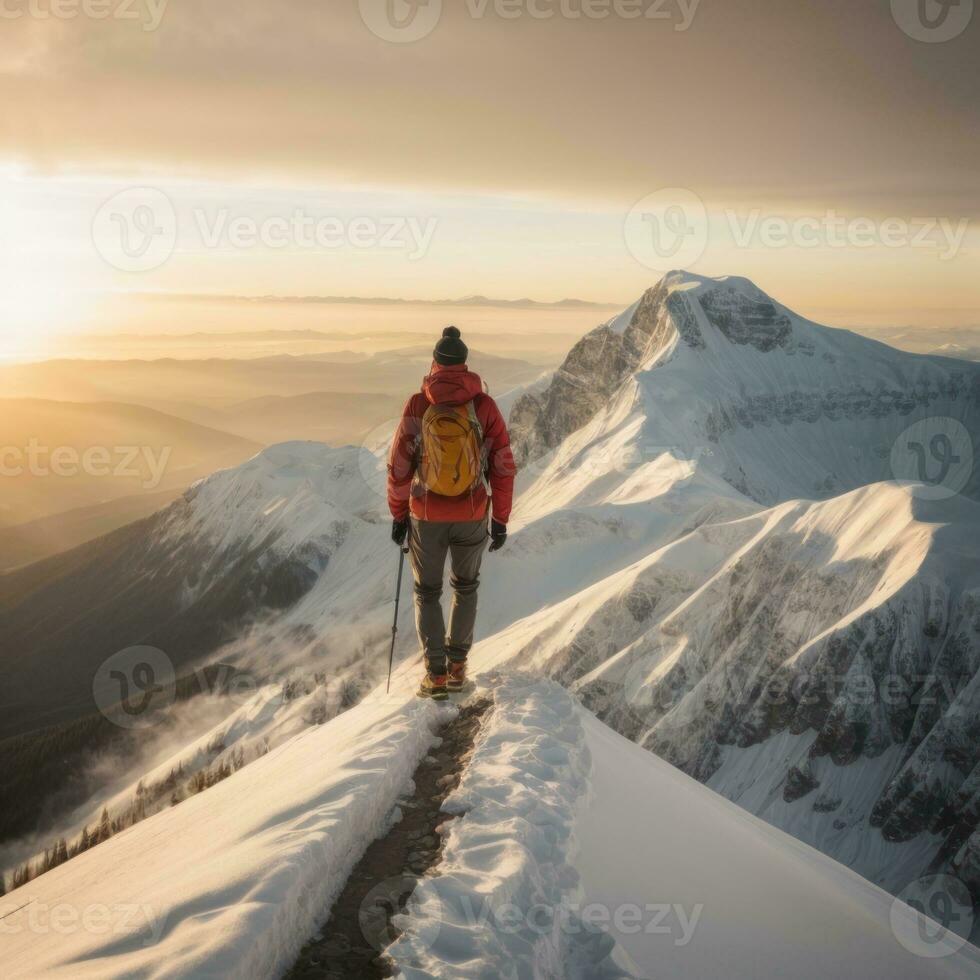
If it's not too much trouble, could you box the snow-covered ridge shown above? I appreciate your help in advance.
[172,441,385,557]
[144,440,388,647]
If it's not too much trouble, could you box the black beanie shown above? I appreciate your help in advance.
[433,326,468,366]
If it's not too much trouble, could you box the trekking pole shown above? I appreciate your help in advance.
[386,546,408,694]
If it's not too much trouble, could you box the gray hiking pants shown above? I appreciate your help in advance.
[408,518,488,674]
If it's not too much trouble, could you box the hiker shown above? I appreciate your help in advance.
[387,326,515,701]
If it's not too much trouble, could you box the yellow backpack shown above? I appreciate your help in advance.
[418,401,485,497]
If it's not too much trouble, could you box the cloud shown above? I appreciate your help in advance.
[1,0,976,217]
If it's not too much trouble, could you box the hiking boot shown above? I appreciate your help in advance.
[447,661,467,692]
[418,673,449,701]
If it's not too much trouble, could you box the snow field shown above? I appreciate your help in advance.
[575,714,980,979]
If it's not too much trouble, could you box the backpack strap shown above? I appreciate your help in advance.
[464,399,489,499]
[464,399,484,439]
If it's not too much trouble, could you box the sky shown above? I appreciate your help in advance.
[0,0,977,356]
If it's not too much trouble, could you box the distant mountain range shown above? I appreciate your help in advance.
[135,291,622,310]
[858,324,980,359]
[0,398,261,532]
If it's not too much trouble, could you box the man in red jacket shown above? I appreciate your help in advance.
[387,326,515,700]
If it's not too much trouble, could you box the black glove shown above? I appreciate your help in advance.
[488,519,507,552]
[391,519,409,547]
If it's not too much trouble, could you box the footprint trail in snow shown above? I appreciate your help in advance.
[286,698,492,979]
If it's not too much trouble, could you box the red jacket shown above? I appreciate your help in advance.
[387,363,515,524]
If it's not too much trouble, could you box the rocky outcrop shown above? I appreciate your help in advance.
[699,284,792,351]
[784,763,820,802]
[508,325,635,467]
[703,377,975,441]
[509,277,680,466]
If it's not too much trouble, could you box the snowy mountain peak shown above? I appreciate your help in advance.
[511,271,980,504]
[603,271,792,352]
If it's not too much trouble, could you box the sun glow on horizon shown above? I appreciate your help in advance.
[0,175,101,358]
[2,167,979,362]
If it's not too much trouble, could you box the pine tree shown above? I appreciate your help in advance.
[98,807,112,844]
[132,782,147,823]
[13,861,32,889]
